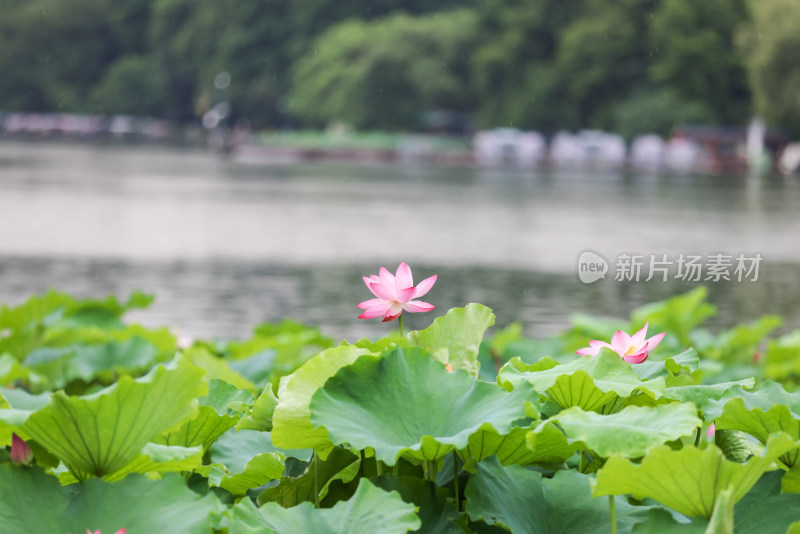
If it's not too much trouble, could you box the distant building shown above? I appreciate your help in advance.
[474,128,546,167]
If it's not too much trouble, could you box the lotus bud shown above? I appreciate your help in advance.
[10,433,33,466]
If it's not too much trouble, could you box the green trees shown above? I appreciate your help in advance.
[649,0,751,125]
[289,10,478,130]
[0,0,119,112]
[738,0,800,136]
[469,0,579,131]
[2,0,797,136]
[468,0,753,134]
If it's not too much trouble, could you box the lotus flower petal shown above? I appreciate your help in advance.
[404,301,435,313]
[611,330,631,352]
[414,275,437,298]
[395,261,413,290]
[630,322,649,346]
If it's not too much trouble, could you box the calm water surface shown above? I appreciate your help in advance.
[1,141,799,340]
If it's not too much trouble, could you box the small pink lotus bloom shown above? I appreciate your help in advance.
[706,423,716,440]
[83,529,126,534]
[10,433,33,466]
[357,262,436,322]
[576,322,666,364]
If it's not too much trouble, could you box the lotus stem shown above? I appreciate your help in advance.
[609,495,617,534]
[314,452,320,509]
[424,460,435,482]
[452,452,460,512]
[377,460,384,476]
[398,314,405,336]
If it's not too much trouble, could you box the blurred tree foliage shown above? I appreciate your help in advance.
[738,0,800,137]
[289,10,478,130]
[0,0,796,136]
[648,0,751,125]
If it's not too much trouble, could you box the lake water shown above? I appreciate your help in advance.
[1,141,799,341]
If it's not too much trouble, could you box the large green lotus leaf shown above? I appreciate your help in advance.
[632,349,699,381]
[0,291,162,361]
[236,385,279,432]
[372,475,461,534]
[634,471,800,533]
[310,348,536,465]
[714,395,799,467]
[228,478,420,534]
[710,381,800,418]
[783,464,800,494]
[258,446,358,507]
[211,428,284,472]
[204,454,286,496]
[271,344,374,454]
[42,323,174,359]
[93,443,203,483]
[467,457,548,533]
[405,303,495,377]
[0,355,206,479]
[550,403,701,459]
[185,347,256,392]
[227,349,278,390]
[543,468,656,534]
[70,473,224,533]
[24,337,161,388]
[0,388,51,442]
[0,386,51,446]
[465,456,653,534]
[630,508,707,533]
[498,350,665,410]
[224,321,334,390]
[53,444,204,484]
[0,465,223,533]
[703,315,782,364]
[0,290,75,330]
[593,433,797,519]
[546,371,621,411]
[0,353,33,386]
[765,330,800,382]
[525,421,580,465]
[712,382,800,467]
[153,379,252,452]
[705,486,734,534]
[734,472,800,532]
[200,428,285,495]
[662,379,755,420]
[460,424,553,466]
[0,465,65,532]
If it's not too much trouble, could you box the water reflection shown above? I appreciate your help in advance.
[1,142,799,340]
[0,256,798,342]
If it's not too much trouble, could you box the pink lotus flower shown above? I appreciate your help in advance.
[357,262,436,322]
[10,433,33,466]
[576,322,666,364]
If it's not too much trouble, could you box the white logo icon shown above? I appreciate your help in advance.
[577,250,608,284]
